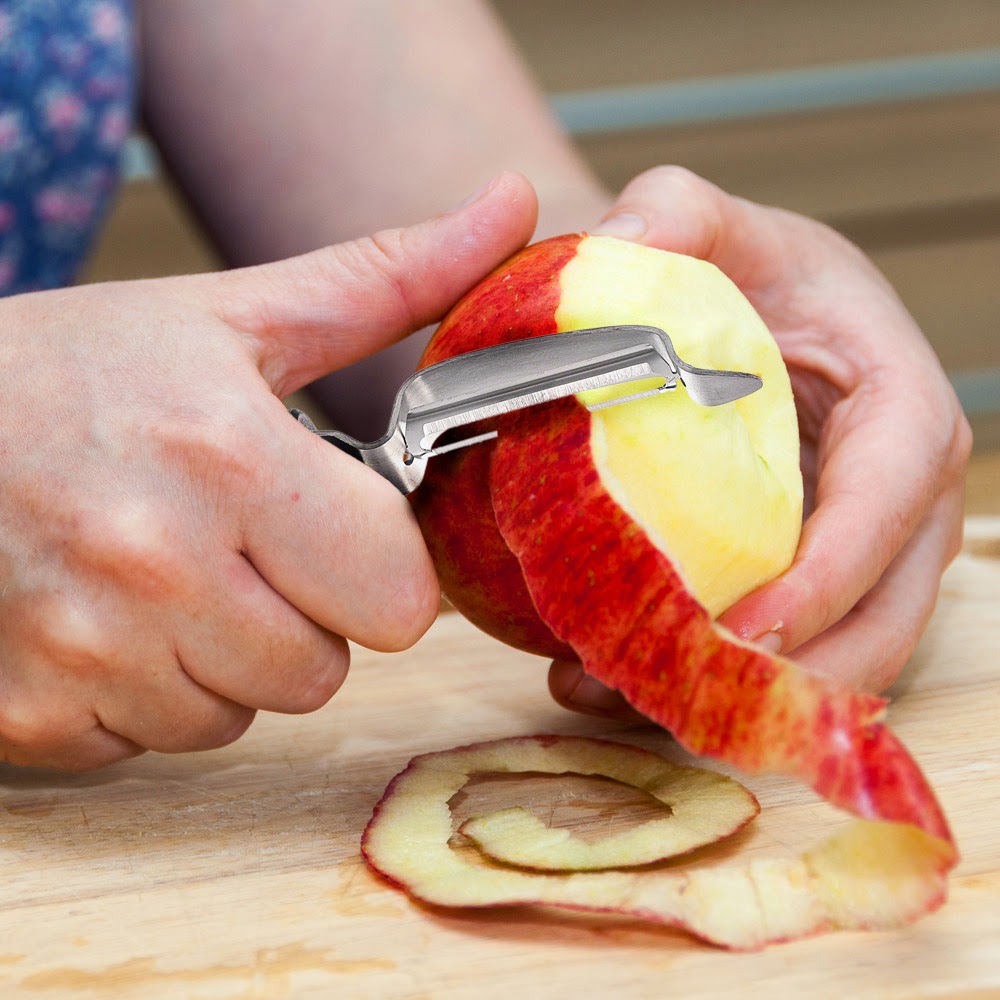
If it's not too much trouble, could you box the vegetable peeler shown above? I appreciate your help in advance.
[291,324,762,495]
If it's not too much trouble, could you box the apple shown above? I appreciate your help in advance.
[414,233,802,654]
[408,234,957,940]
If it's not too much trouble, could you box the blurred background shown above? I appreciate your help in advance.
[81,0,1000,505]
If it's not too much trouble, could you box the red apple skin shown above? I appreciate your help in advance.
[412,235,582,660]
[414,443,573,660]
[414,234,956,863]
[489,399,953,847]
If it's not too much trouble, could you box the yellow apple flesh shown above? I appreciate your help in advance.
[561,235,801,616]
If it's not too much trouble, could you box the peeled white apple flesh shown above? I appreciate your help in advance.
[562,237,802,616]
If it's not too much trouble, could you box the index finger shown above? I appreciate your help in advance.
[238,401,440,652]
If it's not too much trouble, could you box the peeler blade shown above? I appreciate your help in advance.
[292,324,764,494]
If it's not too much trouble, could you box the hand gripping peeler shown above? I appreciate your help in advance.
[291,324,763,495]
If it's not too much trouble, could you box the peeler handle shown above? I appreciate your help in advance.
[289,409,423,493]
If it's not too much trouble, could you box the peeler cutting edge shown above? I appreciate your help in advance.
[291,324,763,495]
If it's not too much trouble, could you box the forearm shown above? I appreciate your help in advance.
[137,0,607,264]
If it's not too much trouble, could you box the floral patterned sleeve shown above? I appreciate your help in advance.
[0,0,135,296]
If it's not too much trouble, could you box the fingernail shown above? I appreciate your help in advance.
[752,630,784,655]
[565,672,628,714]
[591,212,647,241]
[451,175,500,213]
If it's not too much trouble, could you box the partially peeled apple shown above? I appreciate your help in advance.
[414,233,803,644]
[399,233,956,946]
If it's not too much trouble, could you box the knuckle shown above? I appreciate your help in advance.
[151,704,257,754]
[868,628,923,694]
[0,698,76,758]
[639,165,723,214]
[337,231,420,332]
[73,502,188,602]
[878,504,913,569]
[798,564,840,640]
[337,491,440,653]
[379,565,440,652]
[860,651,909,695]
[9,592,113,677]
[628,165,726,258]
[147,402,264,500]
[951,411,974,470]
[232,616,350,714]
[279,644,350,714]
[638,164,706,195]
[944,487,968,565]
[193,706,257,751]
[947,519,965,564]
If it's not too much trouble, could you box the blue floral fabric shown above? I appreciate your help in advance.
[0,0,135,295]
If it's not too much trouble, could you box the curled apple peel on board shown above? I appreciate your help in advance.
[458,740,758,872]
[362,735,951,950]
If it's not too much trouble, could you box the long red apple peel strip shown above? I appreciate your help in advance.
[483,401,957,936]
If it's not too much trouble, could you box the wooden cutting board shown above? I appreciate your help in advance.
[2,520,1000,1000]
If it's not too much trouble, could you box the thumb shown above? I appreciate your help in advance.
[213,172,538,397]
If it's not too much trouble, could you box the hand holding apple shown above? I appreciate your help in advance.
[588,166,971,695]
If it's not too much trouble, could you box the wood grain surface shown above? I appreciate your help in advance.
[2,522,999,999]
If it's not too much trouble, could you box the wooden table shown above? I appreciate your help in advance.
[2,522,999,1000]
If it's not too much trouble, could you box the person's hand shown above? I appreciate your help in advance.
[0,172,537,770]
[551,166,971,716]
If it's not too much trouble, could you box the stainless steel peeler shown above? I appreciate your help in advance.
[291,324,763,494]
